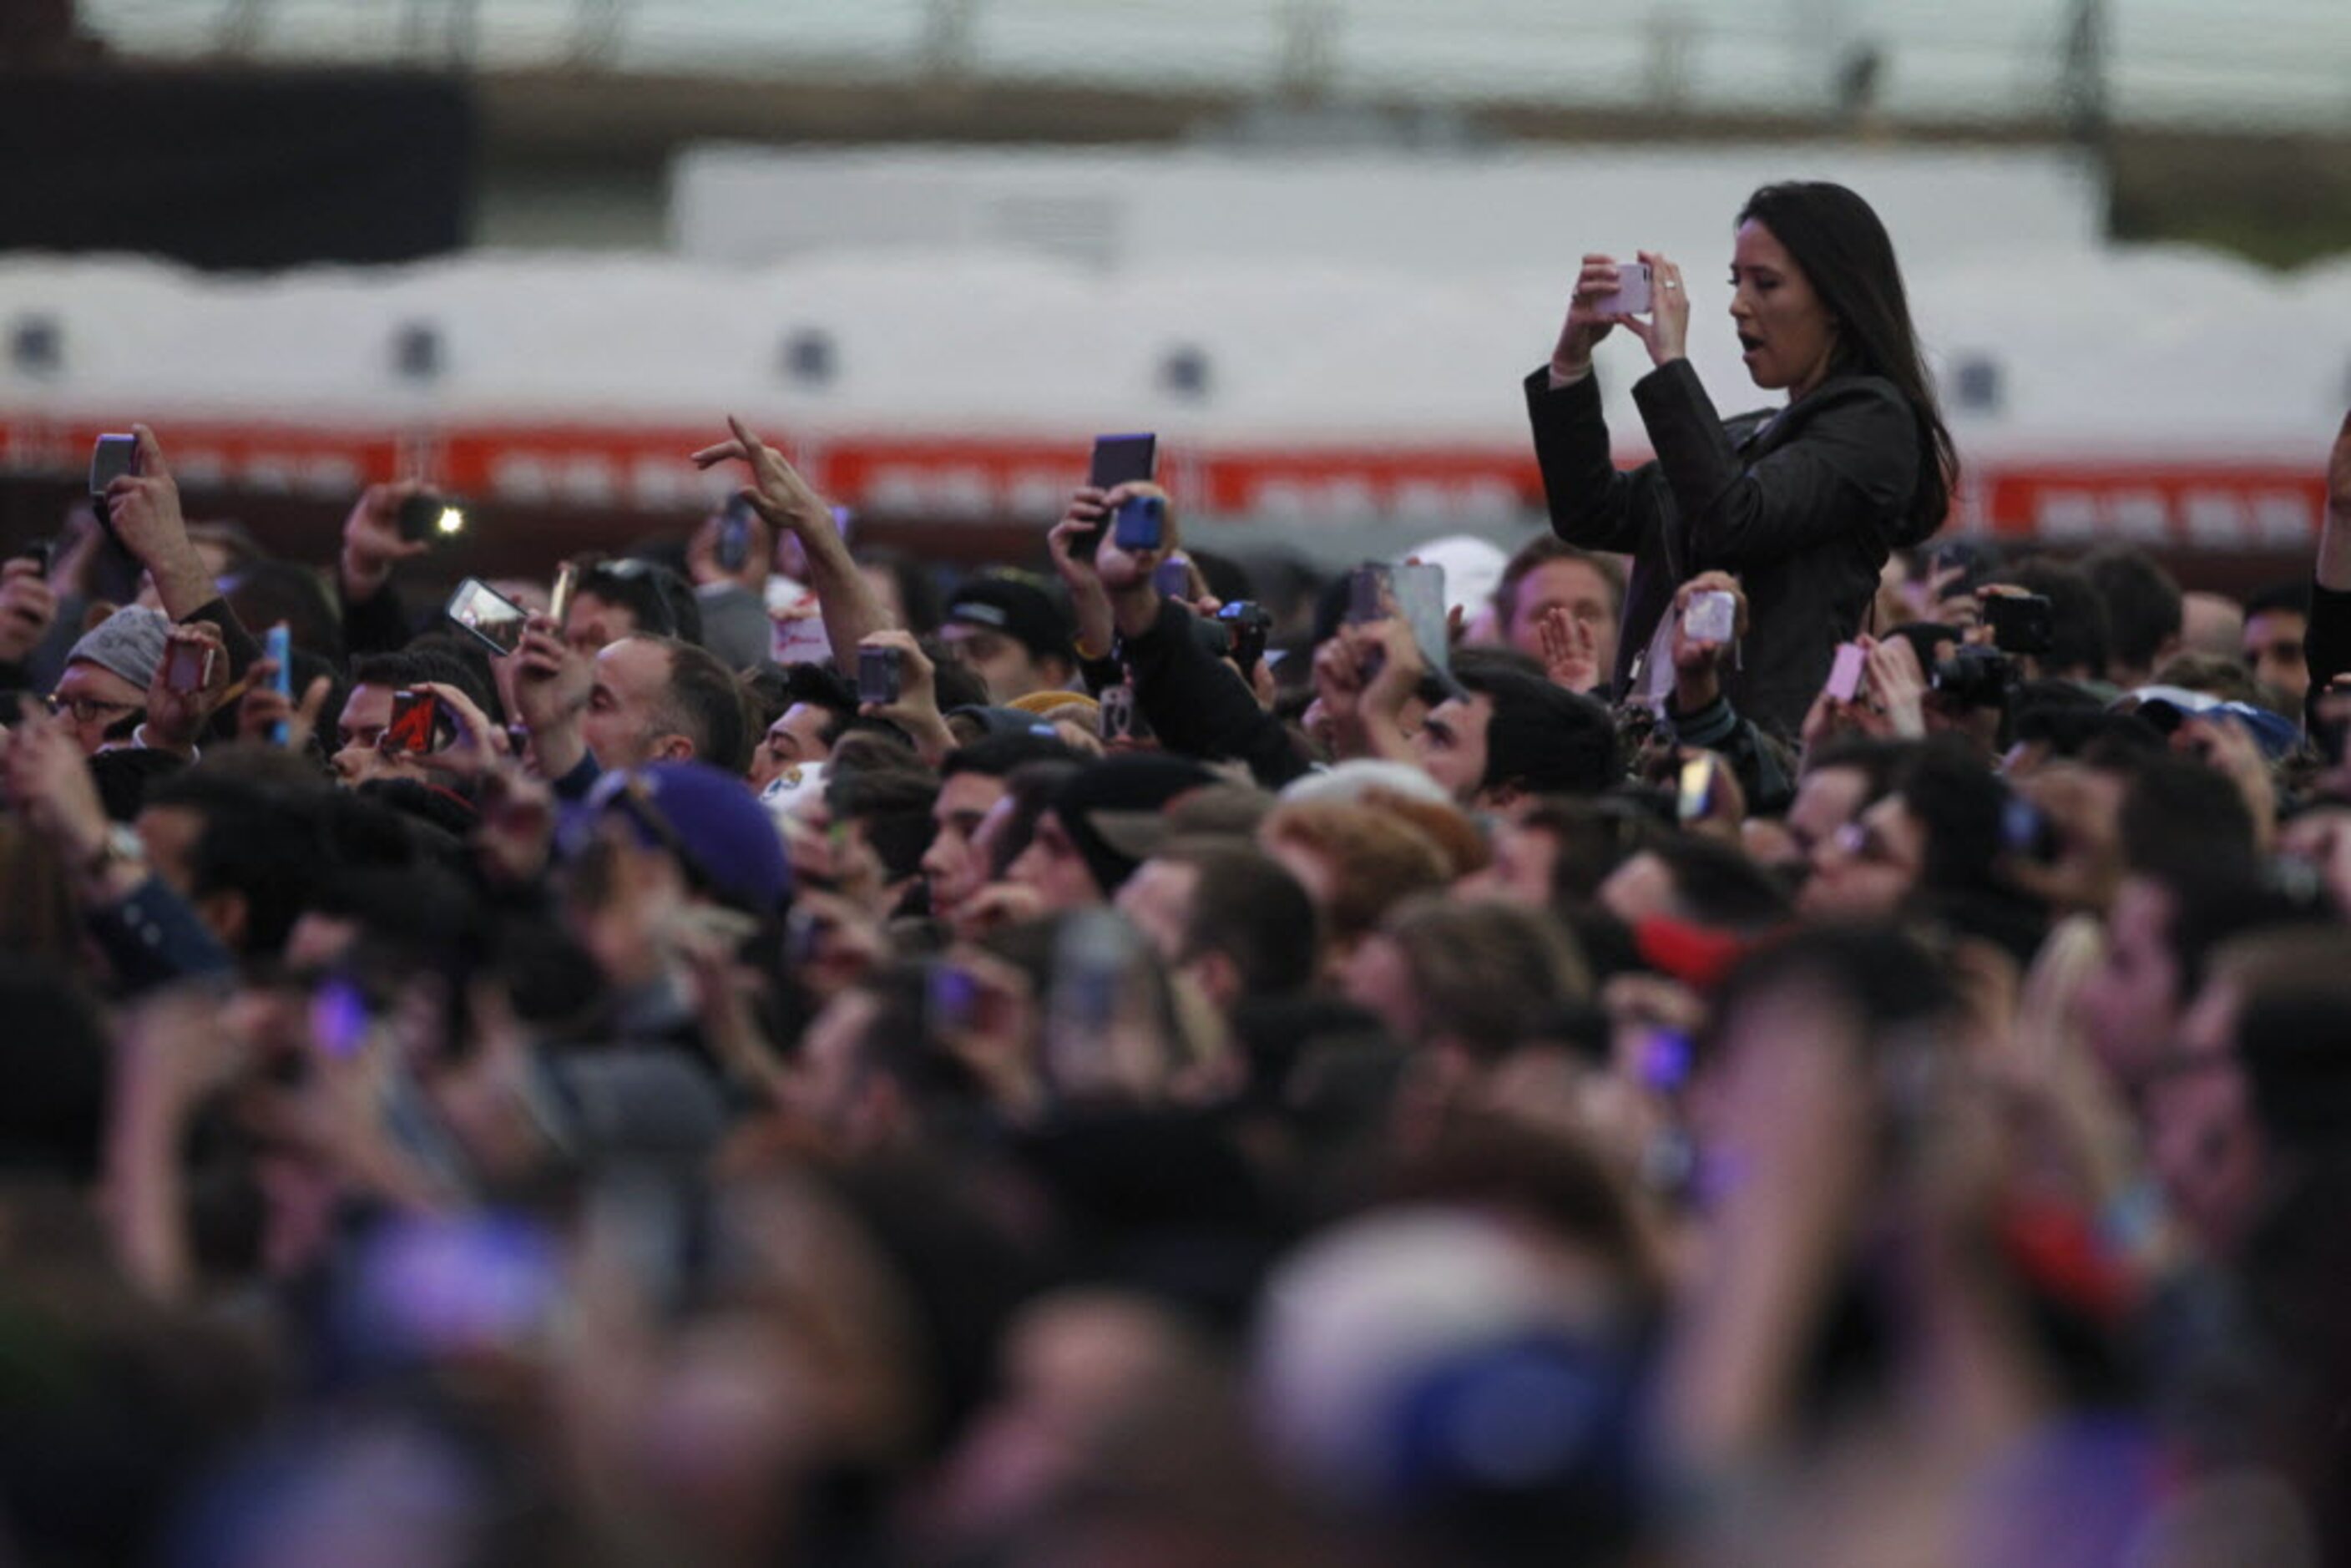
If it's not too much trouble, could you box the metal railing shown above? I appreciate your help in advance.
[74,0,2351,131]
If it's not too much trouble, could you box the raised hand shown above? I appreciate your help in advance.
[510,613,593,779]
[0,556,58,665]
[1863,634,1929,739]
[854,630,957,764]
[1667,570,1748,711]
[1047,488,1109,585]
[685,502,773,592]
[236,655,333,753]
[100,426,220,623]
[1092,483,1173,595]
[1551,253,1625,381]
[1095,483,1181,643]
[1538,604,1602,692]
[4,695,112,875]
[339,480,431,603]
[1609,250,1691,369]
[1047,488,1118,658]
[410,680,513,783]
[99,425,189,569]
[139,620,231,756]
[690,415,893,653]
[690,415,829,535]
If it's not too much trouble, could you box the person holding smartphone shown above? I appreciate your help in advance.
[1527,181,1958,740]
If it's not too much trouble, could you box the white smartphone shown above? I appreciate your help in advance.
[1595,260,1651,316]
[1827,641,1868,703]
[1682,589,1736,645]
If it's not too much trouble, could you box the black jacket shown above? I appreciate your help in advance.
[1124,598,1310,789]
[1525,359,1924,739]
[2308,581,2351,711]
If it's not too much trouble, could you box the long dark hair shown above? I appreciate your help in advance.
[1738,181,1956,547]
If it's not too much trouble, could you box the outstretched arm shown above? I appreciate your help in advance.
[692,417,892,660]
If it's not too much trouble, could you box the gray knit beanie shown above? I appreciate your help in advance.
[65,605,171,692]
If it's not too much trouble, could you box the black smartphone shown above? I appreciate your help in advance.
[1216,601,1272,672]
[717,495,757,572]
[1078,433,1157,562]
[445,577,529,656]
[382,689,450,755]
[1113,494,1165,552]
[399,491,465,546]
[857,645,902,706]
[1984,592,2055,656]
[88,432,137,499]
[88,433,138,544]
[13,539,50,577]
[1089,432,1156,489]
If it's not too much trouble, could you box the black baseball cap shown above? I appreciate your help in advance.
[944,575,1071,661]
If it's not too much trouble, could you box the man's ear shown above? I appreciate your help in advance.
[651,732,696,764]
[1040,653,1076,690]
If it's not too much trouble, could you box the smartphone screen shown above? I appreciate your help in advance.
[1826,641,1867,704]
[164,642,212,694]
[1682,590,1737,645]
[1388,562,1452,680]
[262,625,292,746]
[1984,593,2054,656]
[857,645,902,706]
[716,496,757,571]
[384,690,446,755]
[88,433,138,499]
[1100,683,1139,742]
[445,578,528,656]
[1676,756,1716,822]
[1089,433,1157,488]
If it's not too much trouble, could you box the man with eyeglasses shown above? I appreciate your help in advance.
[49,604,169,755]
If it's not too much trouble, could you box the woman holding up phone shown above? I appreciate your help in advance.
[1526,181,1956,739]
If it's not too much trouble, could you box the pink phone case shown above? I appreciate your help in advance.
[1827,642,1867,702]
[1598,261,1651,316]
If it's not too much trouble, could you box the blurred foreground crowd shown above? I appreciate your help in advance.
[0,412,2347,1568]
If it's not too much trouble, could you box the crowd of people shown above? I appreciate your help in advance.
[1,180,2348,1566]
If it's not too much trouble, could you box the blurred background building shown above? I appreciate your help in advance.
[5,0,2351,579]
